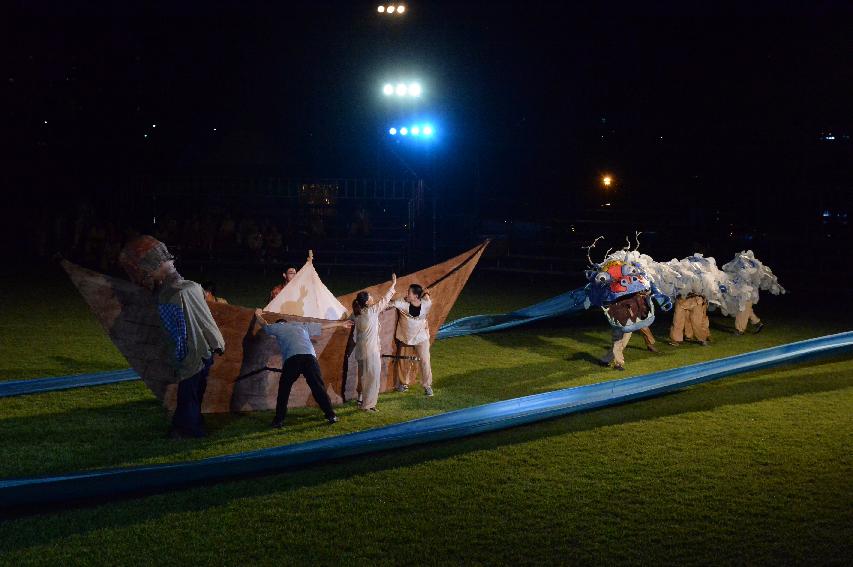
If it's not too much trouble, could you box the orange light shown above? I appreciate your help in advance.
[602,175,612,187]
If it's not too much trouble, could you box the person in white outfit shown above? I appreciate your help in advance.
[350,274,397,411]
[392,283,434,396]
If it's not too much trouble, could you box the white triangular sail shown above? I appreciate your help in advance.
[263,253,348,320]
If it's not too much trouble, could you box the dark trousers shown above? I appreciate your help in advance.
[276,354,335,421]
[172,357,212,437]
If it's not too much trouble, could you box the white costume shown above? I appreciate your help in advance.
[351,284,395,410]
[392,295,433,389]
[721,250,785,333]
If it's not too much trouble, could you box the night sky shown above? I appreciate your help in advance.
[5,1,852,223]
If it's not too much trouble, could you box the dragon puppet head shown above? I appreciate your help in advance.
[583,235,673,332]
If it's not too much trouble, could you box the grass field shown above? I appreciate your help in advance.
[0,264,851,565]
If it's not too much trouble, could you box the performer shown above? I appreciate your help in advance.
[599,310,659,369]
[669,293,710,346]
[254,308,351,428]
[638,327,658,353]
[118,236,225,439]
[269,266,298,302]
[202,281,229,304]
[721,251,783,336]
[392,284,435,396]
[350,274,397,411]
[600,328,632,371]
[734,302,764,335]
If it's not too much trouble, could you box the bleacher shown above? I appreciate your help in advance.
[134,176,425,276]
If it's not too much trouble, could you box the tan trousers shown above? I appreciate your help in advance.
[638,327,655,348]
[601,329,632,366]
[670,296,710,343]
[357,353,382,410]
[734,302,761,332]
[414,341,433,388]
[395,341,434,388]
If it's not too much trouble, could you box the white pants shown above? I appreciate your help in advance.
[357,353,382,410]
[413,341,433,388]
[601,329,632,366]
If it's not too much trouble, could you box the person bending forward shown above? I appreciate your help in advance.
[255,309,352,428]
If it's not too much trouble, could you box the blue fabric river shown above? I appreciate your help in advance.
[2,331,850,507]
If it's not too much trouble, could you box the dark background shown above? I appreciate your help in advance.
[3,0,851,270]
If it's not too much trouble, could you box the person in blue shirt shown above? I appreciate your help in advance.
[254,309,353,428]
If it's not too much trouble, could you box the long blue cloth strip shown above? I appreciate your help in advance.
[0,288,592,398]
[0,368,140,397]
[435,287,589,339]
[2,331,850,507]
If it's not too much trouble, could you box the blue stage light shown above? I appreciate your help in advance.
[423,125,434,136]
[411,126,420,135]
[400,127,409,135]
[389,127,397,135]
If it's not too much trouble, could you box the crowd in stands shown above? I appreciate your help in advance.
[30,201,380,272]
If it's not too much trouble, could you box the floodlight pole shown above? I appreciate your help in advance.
[387,143,436,262]
[432,186,437,262]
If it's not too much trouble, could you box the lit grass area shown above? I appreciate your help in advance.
[0,265,851,565]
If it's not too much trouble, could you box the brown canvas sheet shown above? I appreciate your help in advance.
[62,241,488,413]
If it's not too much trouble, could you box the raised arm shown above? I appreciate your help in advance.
[371,273,397,313]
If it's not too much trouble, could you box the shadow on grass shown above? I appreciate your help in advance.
[0,395,393,479]
[47,356,125,376]
[1,355,851,549]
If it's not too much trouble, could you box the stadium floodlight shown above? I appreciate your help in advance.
[387,123,436,138]
[378,4,406,14]
[381,80,423,98]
